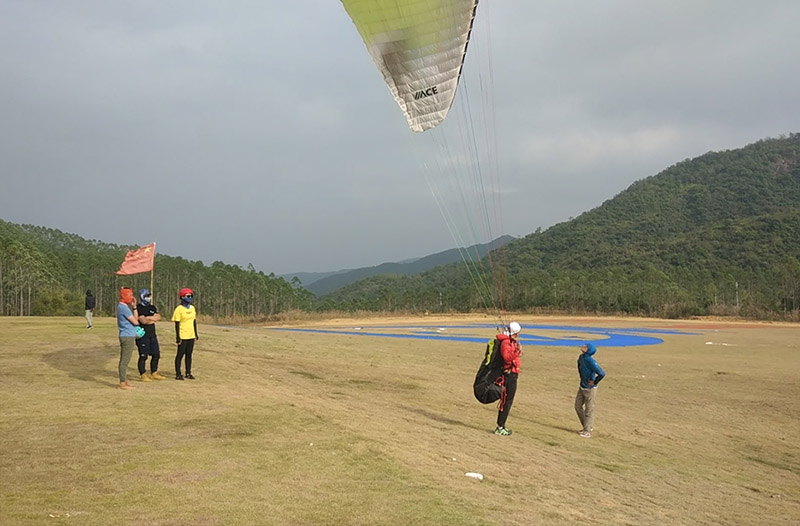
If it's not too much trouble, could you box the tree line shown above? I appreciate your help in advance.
[0,220,313,318]
[323,257,800,320]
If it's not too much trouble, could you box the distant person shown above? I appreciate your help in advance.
[85,289,95,329]
[135,288,164,381]
[116,287,141,390]
[575,343,605,438]
[171,288,198,380]
[494,321,522,436]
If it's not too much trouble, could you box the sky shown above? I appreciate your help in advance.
[2,1,799,276]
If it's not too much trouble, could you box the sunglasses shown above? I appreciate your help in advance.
[183,294,193,298]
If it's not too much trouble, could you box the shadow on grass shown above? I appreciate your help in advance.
[544,423,581,434]
[42,346,119,387]
[399,405,487,432]
[290,369,323,380]
[514,413,581,436]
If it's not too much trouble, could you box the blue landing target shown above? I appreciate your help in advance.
[268,323,697,348]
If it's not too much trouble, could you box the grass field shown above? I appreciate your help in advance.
[1,315,798,525]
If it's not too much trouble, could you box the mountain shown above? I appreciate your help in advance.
[296,236,514,297]
[504,135,800,273]
[323,134,800,318]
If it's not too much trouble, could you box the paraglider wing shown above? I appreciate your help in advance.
[341,0,479,132]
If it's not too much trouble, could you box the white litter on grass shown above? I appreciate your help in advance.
[705,342,735,346]
[465,472,484,481]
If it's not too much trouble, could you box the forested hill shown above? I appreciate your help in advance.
[0,221,314,317]
[324,135,800,318]
[507,135,800,272]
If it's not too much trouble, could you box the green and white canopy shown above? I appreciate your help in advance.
[341,0,479,132]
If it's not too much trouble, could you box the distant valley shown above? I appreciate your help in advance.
[281,235,515,296]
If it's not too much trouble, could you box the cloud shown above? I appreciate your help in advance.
[1,1,798,274]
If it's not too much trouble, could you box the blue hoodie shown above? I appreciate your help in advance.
[577,343,605,389]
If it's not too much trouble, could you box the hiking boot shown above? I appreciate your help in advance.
[494,427,512,436]
[175,374,184,381]
[185,373,195,380]
[579,430,592,438]
[150,371,166,380]
[140,373,151,382]
[118,382,135,390]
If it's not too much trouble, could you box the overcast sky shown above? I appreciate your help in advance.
[2,1,798,276]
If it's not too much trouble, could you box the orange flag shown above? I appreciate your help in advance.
[115,243,155,275]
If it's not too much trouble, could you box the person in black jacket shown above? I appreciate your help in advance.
[84,289,95,329]
[135,289,164,381]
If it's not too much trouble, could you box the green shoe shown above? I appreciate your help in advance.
[494,427,512,436]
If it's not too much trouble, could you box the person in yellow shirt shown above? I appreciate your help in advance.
[171,288,198,380]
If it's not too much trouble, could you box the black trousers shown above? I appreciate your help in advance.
[175,339,195,375]
[137,336,160,374]
[497,372,518,428]
[137,354,160,375]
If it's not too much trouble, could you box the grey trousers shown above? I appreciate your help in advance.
[575,387,597,432]
[118,337,136,381]
[85,309,93,327]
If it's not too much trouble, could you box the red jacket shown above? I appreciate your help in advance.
[496,333,521,374]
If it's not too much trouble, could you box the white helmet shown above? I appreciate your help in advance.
[508,321,521,335]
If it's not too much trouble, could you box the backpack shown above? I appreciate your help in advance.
[473,338,506,404]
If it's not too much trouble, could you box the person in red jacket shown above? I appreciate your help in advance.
[494,321,522,436]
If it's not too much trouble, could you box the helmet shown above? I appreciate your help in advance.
[138,288,151,304]
[508,321,521,335]
[179,288,193,298]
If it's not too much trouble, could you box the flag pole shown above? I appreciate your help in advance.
[150,243,156,300]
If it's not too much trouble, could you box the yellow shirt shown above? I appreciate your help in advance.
[171,305,197,340]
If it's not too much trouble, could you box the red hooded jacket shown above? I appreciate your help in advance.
[496,333,521,374]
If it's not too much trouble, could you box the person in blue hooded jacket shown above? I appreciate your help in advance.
[575,343,605,438]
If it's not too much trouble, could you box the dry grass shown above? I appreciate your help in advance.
[0,315,798,525]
